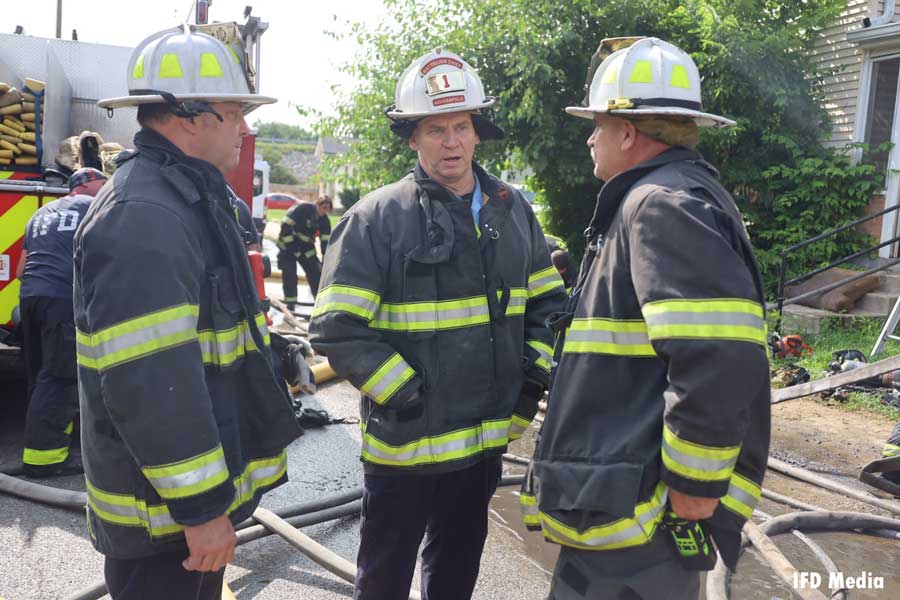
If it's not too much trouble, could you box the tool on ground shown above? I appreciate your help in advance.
[769,333,813,359]
[660,511,717,571]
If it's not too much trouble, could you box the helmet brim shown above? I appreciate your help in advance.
[98,93,277,114]
[385,98,495,121]
[388,111,505,141]
[565,105,736,128]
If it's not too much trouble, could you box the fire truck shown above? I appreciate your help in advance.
[0,15,270,330]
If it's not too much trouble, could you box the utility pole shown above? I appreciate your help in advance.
[55,0,62,39]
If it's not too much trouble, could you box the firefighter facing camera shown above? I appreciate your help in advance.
[523,37,771,600]
[80,27,302,599]
[277,194,333,305]
[17,167,107,479]
[310,48,566,600]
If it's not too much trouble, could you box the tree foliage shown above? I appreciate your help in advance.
[253,120,315,141]
[318,0,863,293]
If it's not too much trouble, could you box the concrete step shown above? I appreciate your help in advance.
[879,272,900,293]
[853,290,900,315]
[782,304,885,335]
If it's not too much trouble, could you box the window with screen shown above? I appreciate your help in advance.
[864,57,900,176]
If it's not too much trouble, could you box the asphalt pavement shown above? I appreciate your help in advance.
[0,375,554,600]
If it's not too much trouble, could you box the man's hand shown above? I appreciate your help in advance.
[182,514,236,572]
[668,488,719,521]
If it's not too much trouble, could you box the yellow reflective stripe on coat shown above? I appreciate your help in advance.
[642,298,766,346]
[320,233,330,242]
[295,232,311,243]
[198,314,269,367]
[283,216,296,226]
[361,418,510,467]
[371,296,490,331]
[360,353,416,405]
[527,339,552,372]
[141,445,229,500]
[538,482,668,550]
[662,425,740,483]
[528,266,565,298]
[312,284,380,321]
[76,304,200,372]
[302,248,317,259]
[504,288,528,316]
[23,446,69,466]
[87,452,287,538]
[720,472,761,519]
[883,443,900,457]
[509,413,532,441]
[280,233,295,244]
[563,318,655,356]
[519,491,540,528]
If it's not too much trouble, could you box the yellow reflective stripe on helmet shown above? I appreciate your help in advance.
[199,52,223,78]
[528,266,565,299]
[670,64,691,89]
[629,60,654,83]
[158,53,184,79]
[601,65,618,85]
[563,318,656,356]
[87,451,287,539]
[132,53,145,79]
[141,445,229,500]
[509,413,532,441]
[720,472,761,520]
[371,296,490,331]
[883,443,900,457]
[76,304,200,372]
[505,288,528,316]
[23,446,69,466]
[360,353,416,405]
[361,418,510,467]
[537,482,668,550]
[662,425,740,483]
[641,298,766,346]
[312,284,380,321]
[527,339,553,372]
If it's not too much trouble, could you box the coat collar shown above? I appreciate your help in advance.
[586,146,715,239]
[133,128,228,206]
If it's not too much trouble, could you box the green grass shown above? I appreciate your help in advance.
[771,315,900,420]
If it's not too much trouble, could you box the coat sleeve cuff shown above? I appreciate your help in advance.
[166,479,235,526]
[660,424,739,498]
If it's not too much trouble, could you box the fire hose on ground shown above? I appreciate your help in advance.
[47,475,525,600]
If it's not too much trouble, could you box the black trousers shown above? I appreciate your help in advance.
[279,249,322,301]
[354,457,502,600]
[20,295,79,472]
[548,534,700,600]
[105,551,225,600]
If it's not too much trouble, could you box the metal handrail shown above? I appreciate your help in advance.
[776,202,900,326]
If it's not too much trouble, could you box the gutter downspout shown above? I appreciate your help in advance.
[869,0,896,27]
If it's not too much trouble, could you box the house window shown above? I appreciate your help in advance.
[865,57,900,174]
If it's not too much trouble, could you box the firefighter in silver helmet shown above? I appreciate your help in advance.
[309,48,566,600]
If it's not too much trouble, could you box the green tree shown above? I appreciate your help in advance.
[319,0,857,292]
[253,120,315,141]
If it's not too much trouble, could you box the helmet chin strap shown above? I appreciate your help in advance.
[131,89,224,122]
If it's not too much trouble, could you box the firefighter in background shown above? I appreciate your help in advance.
[277,194,333,304]
[521,38,770,599]
[309,49,566,600]
[80,28,301,599]
[17,167,106,478]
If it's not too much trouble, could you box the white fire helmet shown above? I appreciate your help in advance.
[566,37,735,128]
[98,26,275,115]
[385,48,504,140]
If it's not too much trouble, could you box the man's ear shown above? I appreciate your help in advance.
[176,115,201,136]
[620,119,638,152]
[408,131,419,151]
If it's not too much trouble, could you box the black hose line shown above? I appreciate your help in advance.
[236,500,362,544]
[706,511,900,600]
[234,488,363,531]
[0,462,24,476]
[0,472,86,510]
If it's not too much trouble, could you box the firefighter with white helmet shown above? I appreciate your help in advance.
[76,27,300,599]
[520,37,770,599]
[310,48,566,599]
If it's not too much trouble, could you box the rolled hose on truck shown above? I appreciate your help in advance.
[51,475,525,600]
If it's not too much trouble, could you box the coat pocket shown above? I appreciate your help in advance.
[533,460,646,520]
